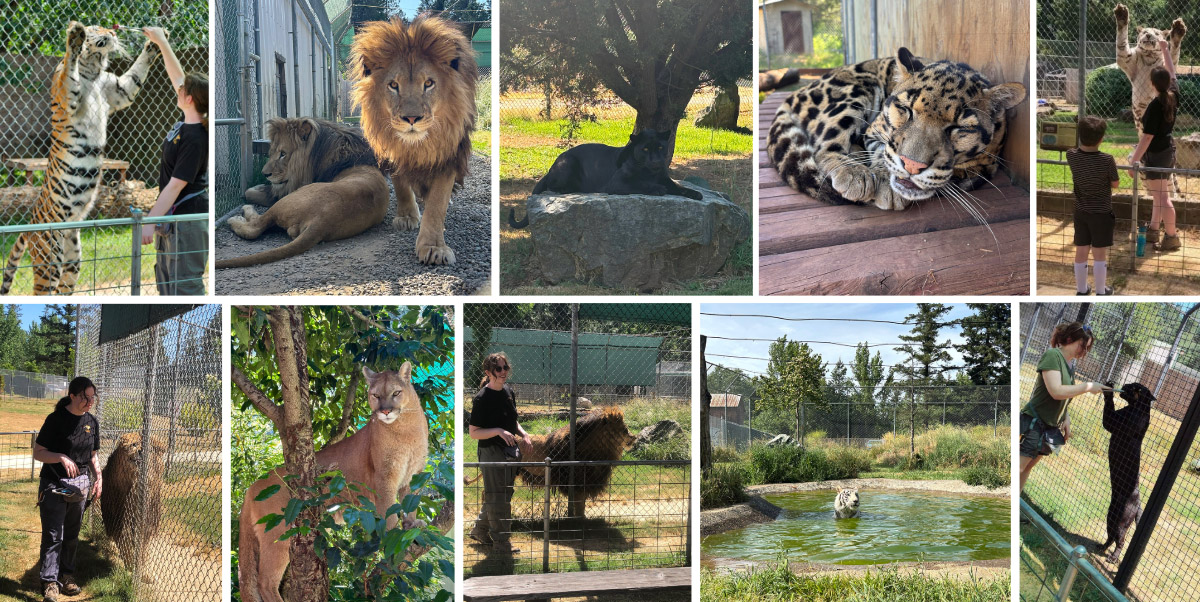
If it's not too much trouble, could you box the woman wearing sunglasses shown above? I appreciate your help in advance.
[1019,322,1110,491]
[468,352,532,554]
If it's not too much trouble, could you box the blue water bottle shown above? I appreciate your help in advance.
[1137,224,1147,257]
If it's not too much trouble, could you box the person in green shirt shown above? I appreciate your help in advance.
[1019,322,1111,491]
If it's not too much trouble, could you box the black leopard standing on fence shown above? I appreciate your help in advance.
[1097,381,1155,563]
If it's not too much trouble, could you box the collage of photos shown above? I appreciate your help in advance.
[0,0,1199,602]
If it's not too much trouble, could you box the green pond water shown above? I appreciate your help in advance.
[703,490,1010,566]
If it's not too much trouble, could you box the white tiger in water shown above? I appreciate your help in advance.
[834,487,860,518]
[1114,3,1187,132]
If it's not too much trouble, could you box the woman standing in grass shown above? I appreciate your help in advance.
[468,352,532,554]
[1019,322,1110,491]
[1129,40,1181,252]
[32,377,100,602]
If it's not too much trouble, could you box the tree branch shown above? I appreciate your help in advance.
[231,365,281,425]
[329,369,361,444]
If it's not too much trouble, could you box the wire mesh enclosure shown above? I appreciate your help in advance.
[0,2,209,295]
[463,303,691,578]
[0,369,70,477]
[76,303,222,599]
[1037,1,1200,288]
[709,386,1010,453]
[1020,302,1200,601]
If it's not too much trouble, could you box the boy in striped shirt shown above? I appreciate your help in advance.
[1066,116,1120,295]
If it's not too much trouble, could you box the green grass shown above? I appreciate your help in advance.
[164,492,221,549]
[701,560,1010,602]
[0,225,158,295]
[1020,504,1112,602]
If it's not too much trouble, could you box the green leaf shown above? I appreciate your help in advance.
[253,484,281,501]
[433,590,451,602]
[325,546,342,570]
[360,512,376,534]
[283,498,303,526]
[401,494,420,514]
[437,559,453,578]
[257,513,283,533]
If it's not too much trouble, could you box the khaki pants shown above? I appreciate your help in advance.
[475,445,515,542]
[155,219,208,295]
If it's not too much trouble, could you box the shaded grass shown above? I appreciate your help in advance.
[1019,505,1112,602]
[701,560,1010,602]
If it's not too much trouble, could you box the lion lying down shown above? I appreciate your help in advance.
[215,117,389,269]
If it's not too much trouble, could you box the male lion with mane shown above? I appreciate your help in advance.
[101,433,166,579]
[215,117,389,268]
[349,16,478,265]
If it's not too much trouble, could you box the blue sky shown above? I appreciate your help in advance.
[14,304,46,330]
[700,303,983,377]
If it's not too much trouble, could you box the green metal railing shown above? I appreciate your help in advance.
[1021,498,1127,602]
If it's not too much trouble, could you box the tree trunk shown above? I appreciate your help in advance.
[268,307,329,602]
[700,335,711,471]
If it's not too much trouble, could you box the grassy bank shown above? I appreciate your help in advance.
[702,560,1009,602]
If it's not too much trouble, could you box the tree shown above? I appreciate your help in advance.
[501,0,752,159]
[850,342,891,405]
[28,304,75,376]
[0,305,27,371]
[417,0,490,37]
[757,337,825,444]
[956,304,1011,386]
[894,304,954,384]
[231,305,454,602]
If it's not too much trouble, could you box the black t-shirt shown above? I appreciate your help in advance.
[470,385,518,449]
[35,408,99,480]
[1142,90,1179,153]
[158,121,209,215]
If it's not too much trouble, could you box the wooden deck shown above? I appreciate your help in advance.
[758,91,1031,295]
[462,567,691,601]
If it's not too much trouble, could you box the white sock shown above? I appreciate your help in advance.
[1094,261,1107,293]
[1074,263,1088,293]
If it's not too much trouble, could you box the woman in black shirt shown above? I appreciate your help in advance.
[141,28,209,294]
[467,352,531,554]
[32,377,100,602]
[1129,40,1181,252]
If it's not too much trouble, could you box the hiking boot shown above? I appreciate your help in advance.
[59,576,80,596]
[468,524,493,545]
[42,582,58,602]
[1096,286,1115,296]
[492,539,521,554]
[1158,234,1181,252]
[1145,228,1161,244]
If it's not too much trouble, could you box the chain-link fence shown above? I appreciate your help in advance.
[709,389,1010,453]
[0,3,208,295]
[1020,302,1200,601]
[0,368,69,478]
[1037,1,1200,287]
[758,0,844,70]
[75,303,222,599]
[463,303,691,578]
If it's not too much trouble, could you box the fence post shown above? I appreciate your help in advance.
[542,457,552,574]
[130,209,143,296]
[1153,306,1198,397]
[1106,305,1137,383]
[1130,165,1140,270]
[993,395,999,437]
[30,431,36,480]
[1077,0,1088,118]
[1056,546,1087,601]
[1114,370,1200,591]
[845,401,850,445]
[135,323,161,584]
[567,304,581,518]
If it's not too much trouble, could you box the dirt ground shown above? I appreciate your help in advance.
[1036,215,1200,295]
[215,153,492,295]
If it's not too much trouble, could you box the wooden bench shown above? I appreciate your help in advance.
[3,157,131,185]
[758,90,1031,295]
[462,567,691,601]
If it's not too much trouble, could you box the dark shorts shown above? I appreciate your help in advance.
[1143,145,1175,180]
[1073,210,1116,248]
[1019,412,1066,458]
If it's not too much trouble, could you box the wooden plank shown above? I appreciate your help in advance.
[760,219,1030,296]
[462,567,692,602]
[760,180,1029,256]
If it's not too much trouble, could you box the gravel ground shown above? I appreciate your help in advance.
[214,154,491,295]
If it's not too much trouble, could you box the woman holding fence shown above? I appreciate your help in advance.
[1130,39,1182,252]
[31,377,100,602]
[468,352,532,555]
[139,27,209,295]
[1019,323,1110,492]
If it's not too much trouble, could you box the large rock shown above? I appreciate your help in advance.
[526,182,750,290]
[695,85,740,130]
[1177,132,1200,171]
[632,419,682,452]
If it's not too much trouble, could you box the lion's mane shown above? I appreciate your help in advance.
[517,406,637,502]
[100,432,166,567]
[264,117,378,200]
[348,16,478,184]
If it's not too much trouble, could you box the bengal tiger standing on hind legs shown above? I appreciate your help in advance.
[0,22,159,295]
